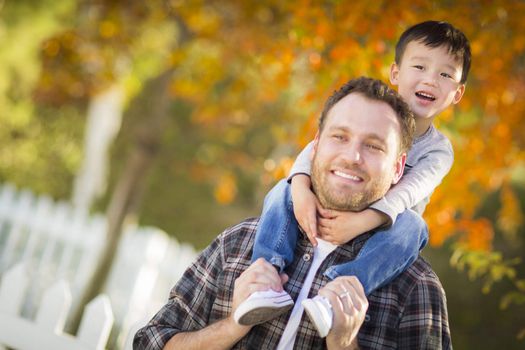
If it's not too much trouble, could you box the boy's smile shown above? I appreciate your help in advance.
[390,40,465,136]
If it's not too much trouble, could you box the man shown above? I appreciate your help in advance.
[134,77,451,349]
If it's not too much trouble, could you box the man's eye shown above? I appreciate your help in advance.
[366,144,383,151]
[333,134,345,141]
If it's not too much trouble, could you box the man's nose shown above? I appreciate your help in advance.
[342,142,362,164]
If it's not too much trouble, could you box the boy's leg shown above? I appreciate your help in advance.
[236,179,298,326]
[324,209,429,295]
[303,210,428,337]
[251,179,300,273]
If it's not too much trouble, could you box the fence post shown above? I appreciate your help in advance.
[35,280,71,332]
[77,295,114,350]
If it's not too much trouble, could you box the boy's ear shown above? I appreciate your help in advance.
[453,84,466,104]
[310,132,320,161]
[391,153,406,185]
[389,62,400,85]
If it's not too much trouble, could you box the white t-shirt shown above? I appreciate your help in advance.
[277,238,337,350]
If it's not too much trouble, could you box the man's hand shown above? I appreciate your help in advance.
[232,258,289,314]
[317,208,388,245]
[291,174,320,246]
[320,276,368,350]
[164,259,289,350]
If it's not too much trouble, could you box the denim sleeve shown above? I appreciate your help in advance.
[324,210,428,295]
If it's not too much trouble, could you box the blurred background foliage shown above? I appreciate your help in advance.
[0,0,524,348]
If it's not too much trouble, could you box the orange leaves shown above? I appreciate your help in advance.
[99,20,119,39]
[459,218,495,252]
[426,204,457,247]
[184,5,221,37]
[329,39,360,63]
[498,184,524,240]
[214,172,237,205]
[269,157,294,182]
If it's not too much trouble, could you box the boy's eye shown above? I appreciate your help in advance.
[413,65,424,70]
[441,72,453,79]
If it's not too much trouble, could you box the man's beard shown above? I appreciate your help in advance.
[311,153,393,212]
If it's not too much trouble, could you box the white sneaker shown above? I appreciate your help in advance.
[234,289,294,326]
[302,295,333,338]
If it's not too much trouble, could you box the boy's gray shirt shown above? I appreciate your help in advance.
[289,124,454,224]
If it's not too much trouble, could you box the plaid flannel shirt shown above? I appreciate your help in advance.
[134,217,451,349]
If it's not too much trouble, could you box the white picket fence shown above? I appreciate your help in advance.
[0,264,113,350]
[0,183,198,349]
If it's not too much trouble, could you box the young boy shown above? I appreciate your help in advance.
[234,20,471,337]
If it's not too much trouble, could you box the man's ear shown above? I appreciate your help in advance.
[310,131,320,161]
[389,62,400,86]
[453,84,466,104]
[391,153,407,185]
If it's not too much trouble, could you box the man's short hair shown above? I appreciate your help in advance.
[395,20,471,84]
[318,77,416,155]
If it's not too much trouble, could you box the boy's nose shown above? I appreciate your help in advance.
[423,72,438,87]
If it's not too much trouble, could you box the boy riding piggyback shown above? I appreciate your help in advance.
[235,20,470,338]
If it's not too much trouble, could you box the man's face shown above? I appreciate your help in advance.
[311,93,406,211]
[390,40,465,121]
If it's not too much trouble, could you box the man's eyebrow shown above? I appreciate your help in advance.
[365,133,387,145]
[327,125,350,133]
[327,125,387,144]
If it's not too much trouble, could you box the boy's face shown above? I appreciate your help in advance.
[390,40,465,121]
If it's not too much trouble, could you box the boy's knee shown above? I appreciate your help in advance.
[399,209,426,227]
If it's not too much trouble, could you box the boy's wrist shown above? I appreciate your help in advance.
[290,174,312,196]
[365,209,390,229]
[290,173,311,185]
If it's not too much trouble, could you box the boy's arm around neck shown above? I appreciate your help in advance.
[370,132,454,225]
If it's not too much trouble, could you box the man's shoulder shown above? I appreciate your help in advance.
[366,256,446,329]
[390,256,445,299]
[405,256,441,285]
[220,217,259,240]
[216,217,259,258]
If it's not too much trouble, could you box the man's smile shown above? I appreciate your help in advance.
[332,169,364,182]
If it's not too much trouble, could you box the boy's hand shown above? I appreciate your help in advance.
[317,208,388,245]
[290,175,319,246]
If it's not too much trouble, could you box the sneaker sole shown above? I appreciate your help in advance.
[302,299,330,338]
[237,303,293,326]
[233,294,294,326]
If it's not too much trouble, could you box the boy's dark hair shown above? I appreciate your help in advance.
[319,77,415,154]
[395,20,471,84]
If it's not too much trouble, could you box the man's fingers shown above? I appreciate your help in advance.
[280,273,289,285]
[238,258,283,292]
[346,277,368,312]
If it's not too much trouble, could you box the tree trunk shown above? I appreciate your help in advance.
[69,69,174,333]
